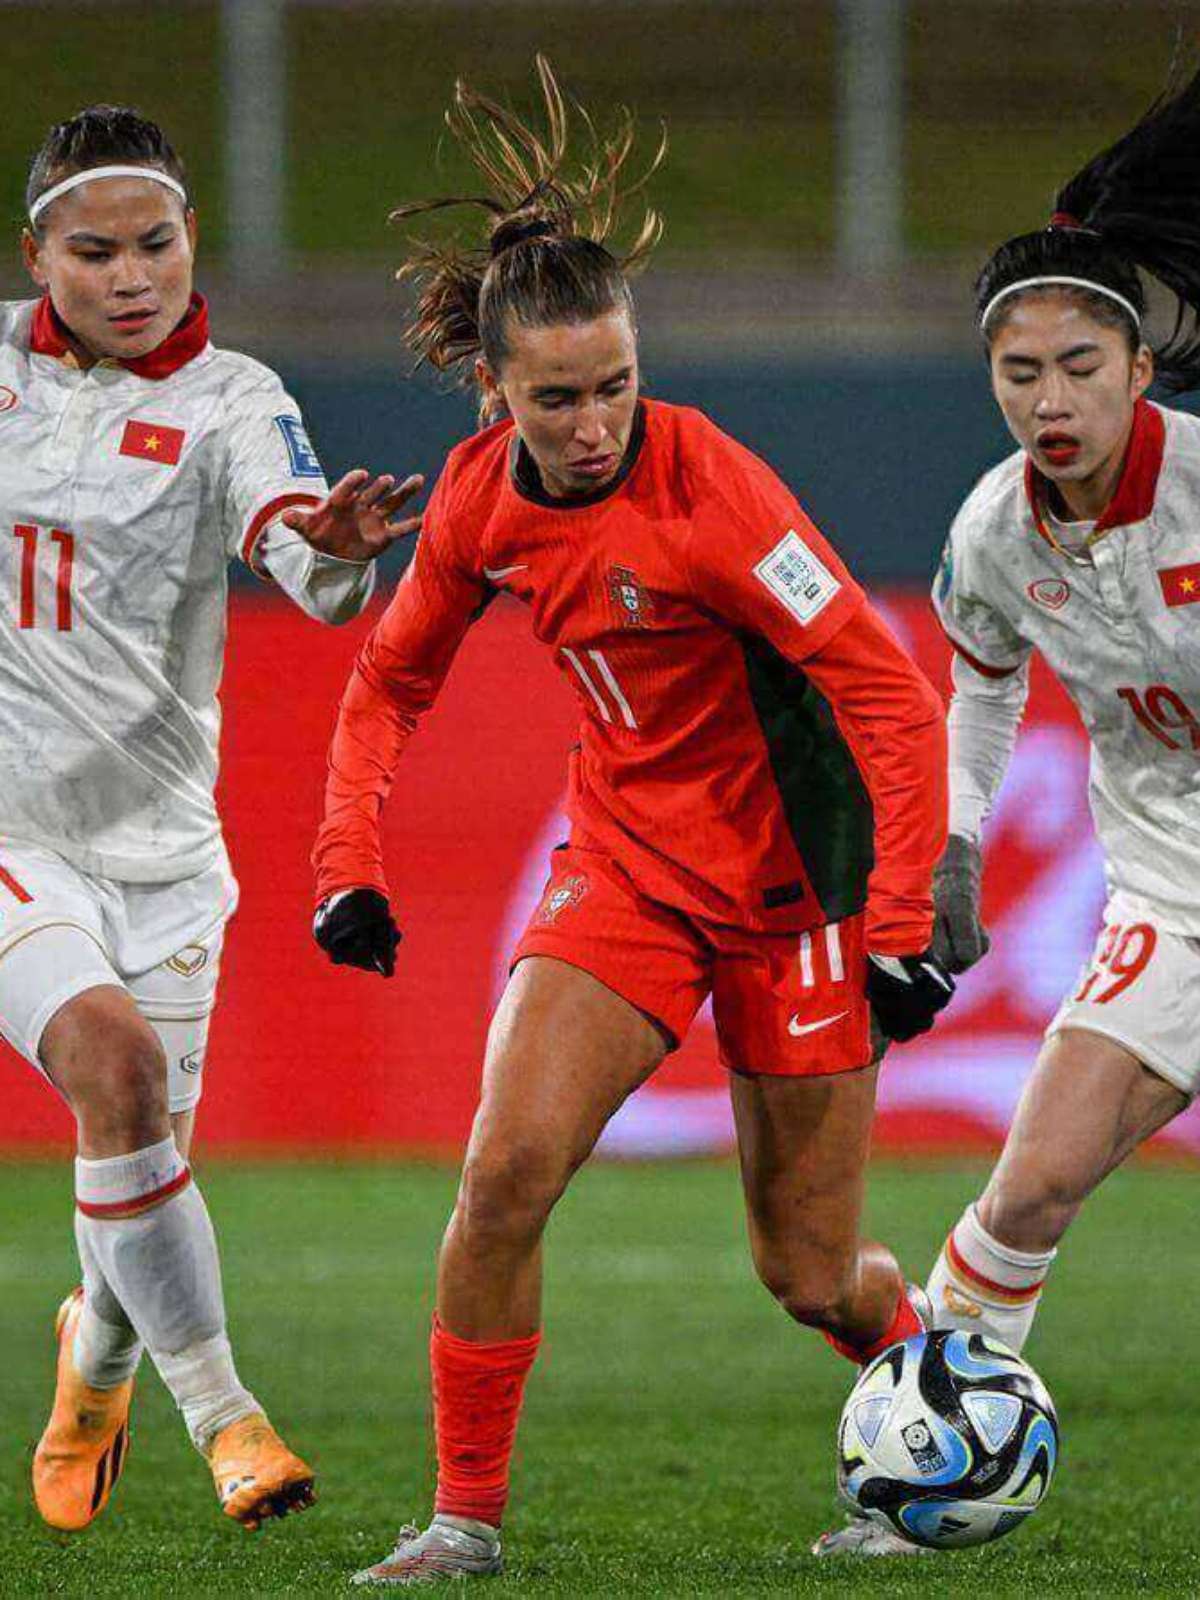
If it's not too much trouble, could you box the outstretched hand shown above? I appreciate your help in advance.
[281,470,424,562]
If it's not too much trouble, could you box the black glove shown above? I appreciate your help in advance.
[932,833,990,974]
[313,888,401,977]
[866,949,955,1043]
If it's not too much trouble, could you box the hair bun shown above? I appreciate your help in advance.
[489,214,558,257]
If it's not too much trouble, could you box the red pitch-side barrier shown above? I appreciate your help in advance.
[5,588,1200,1157]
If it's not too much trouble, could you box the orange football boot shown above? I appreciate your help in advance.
[207,1412,315,1530]
[32,1288,134,1531]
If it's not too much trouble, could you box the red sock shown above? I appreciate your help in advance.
[431,1314,542,1527]
[823,1288,923,1366]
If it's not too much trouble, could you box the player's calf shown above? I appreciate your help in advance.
[925,1202,1055,1353]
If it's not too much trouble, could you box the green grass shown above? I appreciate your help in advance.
[1,1157,1197,1594]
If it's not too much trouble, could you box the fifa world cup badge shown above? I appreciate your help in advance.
[607,565,654,629]
[538,873,589,924]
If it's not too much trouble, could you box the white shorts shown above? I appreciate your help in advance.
[0,838,238,1114]
[1046,892,1200,1097]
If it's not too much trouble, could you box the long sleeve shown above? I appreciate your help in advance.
[680,446,945,953]
[946,651,1029,843]
[256,525,375,624]
[218,369,374,624]
[311,477,485,903]
[930,495,1033,843]
[801,605,948,954]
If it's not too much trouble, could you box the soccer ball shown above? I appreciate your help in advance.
[836,1330,1058,1549]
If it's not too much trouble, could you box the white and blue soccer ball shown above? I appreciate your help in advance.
[837,1330,1058,1549]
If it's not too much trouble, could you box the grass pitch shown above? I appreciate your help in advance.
[1,1156,1197,1596]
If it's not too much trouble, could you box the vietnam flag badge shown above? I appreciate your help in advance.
[1158,562,1200,607]
[120,418,185,466]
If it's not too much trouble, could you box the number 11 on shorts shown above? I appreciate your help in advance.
[13,524,75,632]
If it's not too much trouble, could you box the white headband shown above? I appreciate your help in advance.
[29,164,188,226]
[980,275,1142,334]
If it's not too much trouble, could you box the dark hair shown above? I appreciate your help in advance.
[391,55,664,383]
[26,105,188,232]
[977,62,1200,392]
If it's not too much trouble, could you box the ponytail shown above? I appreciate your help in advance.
[977,62,1200,392]
[391,55,664,383]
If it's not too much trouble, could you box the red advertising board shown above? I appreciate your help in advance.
[4,588,1199,1157]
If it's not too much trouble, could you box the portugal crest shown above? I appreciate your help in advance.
[607,565,653,629]
[537,872,589,924]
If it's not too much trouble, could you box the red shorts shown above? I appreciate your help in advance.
[512,836,872,1077]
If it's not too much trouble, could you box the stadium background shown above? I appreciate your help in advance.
[6,7,1200,1594]
[3,0,1195,1158]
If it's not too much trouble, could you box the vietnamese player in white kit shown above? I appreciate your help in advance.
[8,107,422,1534]
[815,62,1200,1560]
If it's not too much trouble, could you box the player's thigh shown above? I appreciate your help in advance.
[490,838,710,1175]
[997,898,1199,1199]
[984,1027,1186,1226]
[0,841,122,1079]
[39,980,167,1116]
[1046,900,1200,1099]
[471,955,669,1184]
[731,1062,881,1255]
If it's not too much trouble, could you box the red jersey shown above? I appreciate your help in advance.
[314,400,946,952]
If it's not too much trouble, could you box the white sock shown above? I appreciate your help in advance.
[73,1210,143,1388]
[75,1138,258,1451]
[925,1202,1055,1354]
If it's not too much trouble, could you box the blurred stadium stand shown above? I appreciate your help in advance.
[2,0,1197,1157]
[2,0,1187,581]
[0,2,1190,579]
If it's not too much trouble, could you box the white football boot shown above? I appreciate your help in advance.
[811,1283,933,1560]
[811,1515,931,1557]
[351,1515,503,1585]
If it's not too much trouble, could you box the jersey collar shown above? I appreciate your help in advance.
[1023,396,1165,553]
[29,292,210,378]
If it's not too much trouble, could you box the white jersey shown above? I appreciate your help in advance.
[934,398,1200,933]
[0,294,374,883]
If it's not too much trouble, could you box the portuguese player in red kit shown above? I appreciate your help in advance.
[313,60,953,1584]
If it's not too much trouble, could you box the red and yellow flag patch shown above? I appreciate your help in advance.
[120,419,185,466]
[1158,562,1200,607]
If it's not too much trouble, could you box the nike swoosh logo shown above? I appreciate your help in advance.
[483,564,529,581]
[787,1010,848,1038]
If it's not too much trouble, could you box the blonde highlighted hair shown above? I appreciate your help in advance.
[392,56,665,383]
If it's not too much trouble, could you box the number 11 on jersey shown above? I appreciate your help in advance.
[13,525,75,632]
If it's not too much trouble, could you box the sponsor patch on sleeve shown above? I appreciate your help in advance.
[752,530,841,624]
[274,413,324,479]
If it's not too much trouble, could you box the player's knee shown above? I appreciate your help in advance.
[752,1242,853,1329]
[456,1139,570,1246]
[50,1000,169,1145]
[86,1045,169,1144]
